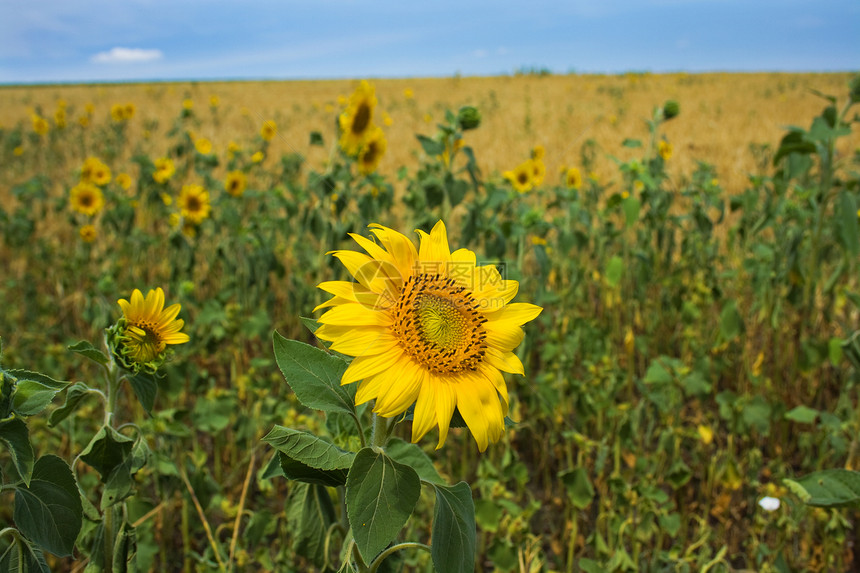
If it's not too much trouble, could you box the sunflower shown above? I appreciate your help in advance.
[81,157,112,186]
[357,127,387,175]
[114,288,189,371]
[338,81,377,156]
[531,158,546,186]
[225,170,247,197]
[153,157,176,184]
[32,115,49,135]
[503,161,534,194]
[79,224,97,243]
[194,137,212,155]
[314,221,542,451]
[658,140,673,161]
[177,184,211,225]
[260,120,277,142]
[69,183,105,216]
[565,167,582,190]
[115,173,133,191]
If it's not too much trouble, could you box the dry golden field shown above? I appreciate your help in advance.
[2,72,858,199]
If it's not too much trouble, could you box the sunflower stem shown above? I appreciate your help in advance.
[370,412,392,449]
[367,542,431,573]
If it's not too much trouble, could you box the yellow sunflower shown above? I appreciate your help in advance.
[153,157,176,184]
[503,160,534,193]
[80,157,112,187]
[261,120,277,142]
[357,127,387,175]
[565,167,582,190]
[79,224,97,243]
[194,137,212,155]
[338,81,377,156]
[115,288,189,369]
[531,158,546,186]
[225,170,247,197]
[314,221,542,451]
[658,140,673,161]
[69,183,105,216]
[32,115,49,135]
[115,173,133,191]
[177,184,211,225]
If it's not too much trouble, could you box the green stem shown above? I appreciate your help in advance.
[370,412,393,449]
[368,542,431,573]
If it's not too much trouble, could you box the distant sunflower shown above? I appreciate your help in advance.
[177,184,211,225]
[531,158,546,186]
[153,157,176,184]
[339,81,377,156]
[261,120,277,142]
[658,140,673,161]
[565,167,582,190]
[115,173,133,191]
[32,115,49,135]
[315,221,542,451]
[79,224,97,243]
[224,170,247,197]
[194,137,212,155]
[69,183,105,216]
[80,157,112,187]
[357,127,387,175]
[114,287,189,371]
[504,161,534,194]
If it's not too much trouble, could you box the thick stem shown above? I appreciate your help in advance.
[370,412,392,449]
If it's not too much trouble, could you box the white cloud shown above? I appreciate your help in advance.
[91,47,163,64]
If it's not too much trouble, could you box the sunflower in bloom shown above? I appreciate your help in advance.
[69,183,105,216]
[503,161,535,194]
[79,224,97,243]
[177,184,211,225]
[339,81,377,156]
[225,170,247,197]
[314,221,542,451]
[357,127,387,175]
[32,115,49,135]
[194,137,213,155]
[81,157,112,186]
[111,288,189,372]
[658,140,673,161]
[260,120,277,142]
[115,172,133,191]
[153,157,176,184]
[531,157,546,187]
[565,167,582,190]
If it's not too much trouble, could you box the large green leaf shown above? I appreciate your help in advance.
[346,447,421,562]
[785,469,860,508]
[560,467,595,509]
[262,425,355,486]
[385,438,444,485]
[13,455,83,557]
[0,417,34,486]
[79,425,134,482]
[48,382,94,427]
[431,482,476,573]
[67,340,109,366]
[127,371,158,415]
[8,370,68,417]
[286,482,336,568]
[272,332,355,415]
[837,191,859,258]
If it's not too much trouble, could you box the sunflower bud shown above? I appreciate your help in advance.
[456,106,481,131]
[0,370,16,419]
[663,100,680,120]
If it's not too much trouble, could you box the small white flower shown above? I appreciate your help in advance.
[758,496,781,511]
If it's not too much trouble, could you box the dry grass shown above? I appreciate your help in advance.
[1,72,857,196]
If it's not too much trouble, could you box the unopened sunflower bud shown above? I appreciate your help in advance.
[663,100,680,120]
[456,106,481,130]
[0,370,16,419]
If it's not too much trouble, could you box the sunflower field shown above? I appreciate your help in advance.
[1,72,860,573]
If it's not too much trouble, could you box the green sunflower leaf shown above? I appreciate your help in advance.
[431,482,476,573]
[0,538,50,573]
[67,340,109,366]
[272,332,356,415]
[13,455,83,557]
[346,447,421,562]
[262,425,354,486]
[79,425,134,483]
[48,382,94,427]
[385,438,445,485]
[286,482,336,568]
[127,370,158,415]
[0,417,34,486]
[785,469,860,508]
[7,370,68,417]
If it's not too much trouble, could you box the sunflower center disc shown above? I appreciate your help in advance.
[392,273,487,374]
[128,322,165,363]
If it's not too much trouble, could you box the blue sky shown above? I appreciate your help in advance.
[1,0,857,84]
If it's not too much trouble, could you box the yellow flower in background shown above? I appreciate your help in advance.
[565,167,582,189]
[403,88,414,99]
[423,113,433,124]
[357,127,387,175]
[85,103,95,115]
[339,80,377,156]
[169,213,181,228]
[115,173,132,191]
[124,103,136,120]
[194,137,213,155]
[314,221,542,451]
[251,151,265,163]
[54,108,67,129]
[261,120,277,141]
[32,114,49,135]
[209,95,220,107]
[115,287,190,369]
[110,104,125,122]
[177,184,211,224]
[531,145,545,161]
[160,192,173,206]
[633,180,644,193]
[182,98,193,110]
[79,224,97,243]
[324,103,334,114]
[81,157,112,186]
[69,183,105,216]
[337,94,348,107]
[531,158,546,186]
[504,160,535,194]
[78,115,90,128]
[225,170,247,197]
[153,157,176,184]
[531,236,547,246]
[383,112,393,127]
[659,140,673,160]
[13,146,23,156]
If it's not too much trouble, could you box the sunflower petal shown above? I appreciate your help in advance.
[342,347,404,385]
